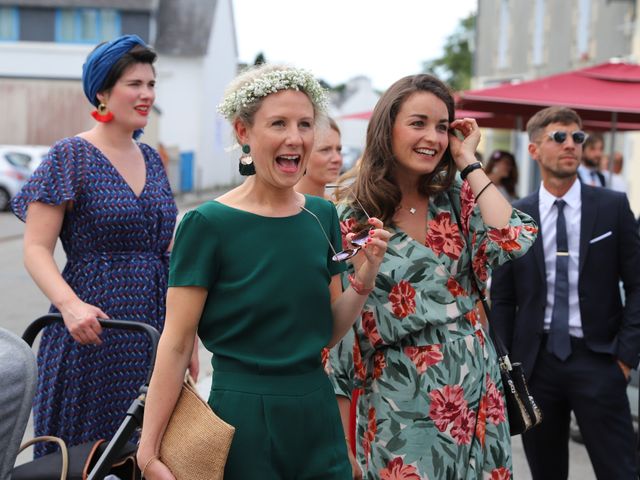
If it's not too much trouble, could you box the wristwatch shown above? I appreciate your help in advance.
[460,162,483,181]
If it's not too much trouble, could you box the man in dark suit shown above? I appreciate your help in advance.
[490,106,640,479]
[577,132,606,187]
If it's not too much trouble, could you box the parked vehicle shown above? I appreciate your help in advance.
[0,145,49,211]
[0,145,49,173]
[0,149,30,211]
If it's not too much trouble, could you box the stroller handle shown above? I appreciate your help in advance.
[22,313,161,384]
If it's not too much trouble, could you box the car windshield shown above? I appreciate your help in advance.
[4,152,31,168]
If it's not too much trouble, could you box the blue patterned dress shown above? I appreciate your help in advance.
[12,136,177,456]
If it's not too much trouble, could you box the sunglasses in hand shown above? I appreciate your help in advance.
[302,192,373,262]
[332,228,372,262]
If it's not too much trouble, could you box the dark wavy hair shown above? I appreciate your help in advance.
[338,74,456,226]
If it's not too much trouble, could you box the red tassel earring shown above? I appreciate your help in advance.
[91,103,114,123]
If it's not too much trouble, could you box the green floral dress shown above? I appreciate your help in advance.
[327,179,538,480]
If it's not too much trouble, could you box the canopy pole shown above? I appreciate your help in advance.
[607,112,617,188]
[512,115,523,154]
[513,115,530,198]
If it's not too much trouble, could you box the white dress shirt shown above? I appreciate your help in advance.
[577,164,627,192]
[577,164,603,187]
[539,180,583,337]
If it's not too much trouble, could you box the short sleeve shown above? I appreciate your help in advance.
[11,139,83,222]
[169,210,218,289]
[328,203,347,277]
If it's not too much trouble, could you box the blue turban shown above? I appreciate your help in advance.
[82,34,146,107]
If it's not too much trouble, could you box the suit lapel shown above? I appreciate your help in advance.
[579,186,597,274]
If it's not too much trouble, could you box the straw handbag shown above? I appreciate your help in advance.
[160,376,235,480]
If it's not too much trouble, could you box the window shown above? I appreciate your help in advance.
[497,0,510,69]
[78,9,98,41]
[0,7,19,41]
[101,9,119,41]
[576,0,591,58]
[4,152,31,169]
[55,8,120,43]
[532,0,545,66]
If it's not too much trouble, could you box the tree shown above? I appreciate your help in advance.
[253,52,266,66]
[318,79,333,90]
[423,13,475,91]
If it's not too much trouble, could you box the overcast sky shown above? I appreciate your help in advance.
[232,0,477,91]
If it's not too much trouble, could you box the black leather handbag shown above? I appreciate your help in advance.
[448,191,543,435]
[481,298,543,435]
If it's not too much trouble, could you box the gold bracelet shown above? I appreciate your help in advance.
[141,455,159,478]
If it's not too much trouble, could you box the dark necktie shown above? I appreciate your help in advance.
[547,199,571,361]
[590,170,605,187]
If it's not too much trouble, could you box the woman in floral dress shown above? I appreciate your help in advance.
[328,74,538,480]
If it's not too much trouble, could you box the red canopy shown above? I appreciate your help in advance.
[457,62,640,130]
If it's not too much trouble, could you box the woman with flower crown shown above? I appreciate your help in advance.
[327,74,538,479]
[137,64,391,479]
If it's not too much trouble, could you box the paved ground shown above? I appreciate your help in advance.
[0,190,596,477]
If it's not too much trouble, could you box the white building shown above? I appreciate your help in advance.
[329,76,380,169]
[154,0,238,191]
[0,0,239,192]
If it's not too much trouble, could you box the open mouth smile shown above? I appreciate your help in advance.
[275,154,301,173]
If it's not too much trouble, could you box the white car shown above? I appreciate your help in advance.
[0,145,48,211]
[0,145,49,173]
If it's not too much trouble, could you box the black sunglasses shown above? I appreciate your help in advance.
[301,192,372,262]
[547,130,588,145]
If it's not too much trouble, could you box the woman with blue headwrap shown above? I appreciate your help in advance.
[11,35,180,456]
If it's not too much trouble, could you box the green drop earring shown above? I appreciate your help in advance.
[239,144,255,176]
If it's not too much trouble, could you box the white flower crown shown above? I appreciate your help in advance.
[217,68,328,121]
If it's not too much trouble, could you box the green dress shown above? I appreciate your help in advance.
[168,195,351,479]
[327,179,538,480]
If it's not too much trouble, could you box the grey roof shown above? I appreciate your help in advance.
[154,0,215,56]
[0,0,158,10]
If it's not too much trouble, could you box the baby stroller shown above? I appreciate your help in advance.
[10,313,160,480]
